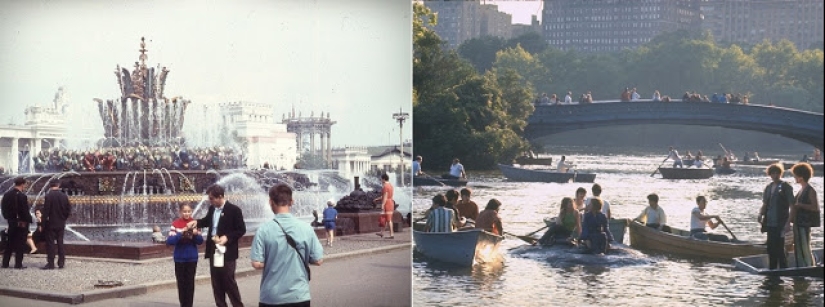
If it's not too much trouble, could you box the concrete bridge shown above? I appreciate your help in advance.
[526,101,824,150]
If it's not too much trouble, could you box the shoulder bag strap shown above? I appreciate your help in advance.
[272,218,311,281]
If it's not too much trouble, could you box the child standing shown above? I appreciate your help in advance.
[166,203,204,307]
[322,200,338,247]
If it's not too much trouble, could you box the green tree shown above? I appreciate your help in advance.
[457,36,506,73]
[505,31,548,55]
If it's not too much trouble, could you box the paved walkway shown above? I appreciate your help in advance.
[0,231,411,306]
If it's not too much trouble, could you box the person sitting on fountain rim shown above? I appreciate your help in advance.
[151,225,165,243]
[689,196,729,242]
[635,193,670,232]
[580,198,614,254]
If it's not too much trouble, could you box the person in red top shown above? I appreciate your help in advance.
[374,173,394,239]
[167,203,204,307]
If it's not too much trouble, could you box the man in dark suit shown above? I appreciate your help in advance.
[41,180,71,269]
[187,184,246,307]
[2,177,32,269]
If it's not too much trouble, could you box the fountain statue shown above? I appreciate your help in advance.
[0,38,410,259]
[95,37,188,148]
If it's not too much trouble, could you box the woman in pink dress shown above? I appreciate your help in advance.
[374,173,394,239]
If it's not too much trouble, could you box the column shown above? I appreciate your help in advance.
[326,130,332,163]
[310,128,316,156]
[10,137,19,175]
[319,132,325,166]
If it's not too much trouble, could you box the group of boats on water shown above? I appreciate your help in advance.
[412,149,824,278]
[414,216,824,278]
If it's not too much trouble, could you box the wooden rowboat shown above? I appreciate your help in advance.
[658,167,714,179]
[544,217,629,244]
[733,248,824,278]
[498,164,596,183]
[412,176,468,187]
[413,229,504,267]
[628,220,765,260]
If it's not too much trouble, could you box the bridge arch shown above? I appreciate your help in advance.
[526,101,823,150]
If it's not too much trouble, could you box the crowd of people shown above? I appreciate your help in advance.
[28,146,245,173]
[532,87,756,105]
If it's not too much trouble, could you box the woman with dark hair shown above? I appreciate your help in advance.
[374,173,394,239]
[538,197,580,246]
[789,163,819,267]
[580,198,614,254]
[475,199,503,236]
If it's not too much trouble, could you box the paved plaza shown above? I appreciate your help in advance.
[0,231,411,306]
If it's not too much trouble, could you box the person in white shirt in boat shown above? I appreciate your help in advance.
[689,196,729,242]
[557,155,574,173]
[666,146,683,168]
[635,193,670,232]
[442,158,466,180]
[584,183,611,219]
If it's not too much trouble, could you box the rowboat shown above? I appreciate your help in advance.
[732,159,780,166]
[514,156,554,166]
[657,167,714,179]
[783,162,824,173]
[544,217,629,244]
[413,229,504,267]
[498,164,596,183]
[412,176,468,187]
[733,248,824,278]
[628,220,765,259]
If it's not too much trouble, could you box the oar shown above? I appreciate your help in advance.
[505,225,550,245]
[715,217,738,241]
[422,174,446,187]
[650,159,667,177]
[504,231,538,245]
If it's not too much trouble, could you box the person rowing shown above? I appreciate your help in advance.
[690,196,729,242]
[538,197,580,246]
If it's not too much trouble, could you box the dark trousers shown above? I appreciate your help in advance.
[2,225,27,268]
[210,258,244,307]
[46,227,66,267]
[260,301,310,307]
[766,226,788,269]
[175,261,198,307]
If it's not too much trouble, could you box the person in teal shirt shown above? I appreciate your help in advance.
[251,184,324,306]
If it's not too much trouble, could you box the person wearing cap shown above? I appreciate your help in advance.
[322,200,338,247]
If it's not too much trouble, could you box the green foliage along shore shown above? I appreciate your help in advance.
[413,3,823,170]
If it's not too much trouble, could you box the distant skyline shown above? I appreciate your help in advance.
[485,0,543,25]
[0,0,412,148]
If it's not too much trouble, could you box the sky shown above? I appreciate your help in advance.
[485,0,543,25]
[0,0,412,148]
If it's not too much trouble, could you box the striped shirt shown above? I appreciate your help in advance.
[426,206,455,233]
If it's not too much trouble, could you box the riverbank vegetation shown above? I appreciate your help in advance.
[413,3,823,170]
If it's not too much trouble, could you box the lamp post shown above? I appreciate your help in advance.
[392,108,409,186]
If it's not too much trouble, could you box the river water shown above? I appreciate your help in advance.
[412,146,824,307]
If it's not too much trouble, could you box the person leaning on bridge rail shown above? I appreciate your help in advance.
[564,91,573,104]
[652,90,661,102]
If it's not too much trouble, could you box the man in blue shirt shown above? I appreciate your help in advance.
[412,156,423,176]
[251,184,324,307]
